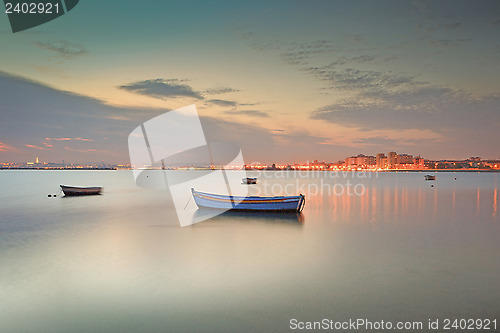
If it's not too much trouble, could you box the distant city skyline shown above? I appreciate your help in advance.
[1,1,500,163]
[2,150,499,171]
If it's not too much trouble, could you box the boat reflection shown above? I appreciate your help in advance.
[193,209,304,225]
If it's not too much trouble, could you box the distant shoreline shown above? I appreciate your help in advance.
[0,167,117,170]
[1,168,498,172]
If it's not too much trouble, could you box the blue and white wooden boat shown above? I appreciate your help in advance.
[192,188,305,212]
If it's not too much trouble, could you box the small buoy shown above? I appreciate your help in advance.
[431,185,434,187]
[48,194,51,197]
[454,178,457,180]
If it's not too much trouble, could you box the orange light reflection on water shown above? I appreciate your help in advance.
[494,188,497,218]
[302,179,498,224]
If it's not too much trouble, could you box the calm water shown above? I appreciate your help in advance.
[0,170,499,332]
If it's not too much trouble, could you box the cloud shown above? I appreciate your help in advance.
[0,71,166,163]
[45,137,94,142]
[33,40,87,58]
[352,136,397,146]
[309,54,379,70]
[119,79,203,99]
[439,22,461,30]
[1,71,352,164]
[429,38,471,48]
[25,144,48,150]
[0,142,16,152]
[64,146,107,153]
[206,99,238,107]
[203,88,240,95]
[224,110,269,117]
[281,40,336,65]
[305,66,421,91]
[311,87,500,133]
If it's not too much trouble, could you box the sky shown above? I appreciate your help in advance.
[1,0,499,164]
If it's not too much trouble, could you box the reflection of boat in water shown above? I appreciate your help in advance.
[193,209,304,224]
[60,185,102,196]
[424,175,436,181]
[242,177,257,184]
[192,188,305,212]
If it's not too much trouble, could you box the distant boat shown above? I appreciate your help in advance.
[242,177,257,184]
[192,188,305,212]
[60,185,102,196]
[424,175,436,181]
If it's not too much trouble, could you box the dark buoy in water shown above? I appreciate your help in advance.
[431,185,434,187]
[454,177,457,180]
[48,194,52,197]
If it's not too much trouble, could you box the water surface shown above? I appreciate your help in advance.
[0,171,498,332]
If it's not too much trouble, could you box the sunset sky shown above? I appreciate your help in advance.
[1,0,500,164]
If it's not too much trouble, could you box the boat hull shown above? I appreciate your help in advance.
[60,185,102,196]
[192,189,305,212]
[242,177,257,184]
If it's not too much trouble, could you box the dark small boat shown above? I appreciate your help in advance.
[424,175,436,181]
[60,185,102,196]
[192,188,305,212]
[242,177,257,184]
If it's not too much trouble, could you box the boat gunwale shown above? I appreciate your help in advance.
[192,189,302,202]
[60,185,102,190]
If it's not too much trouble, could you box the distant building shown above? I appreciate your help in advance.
[345,156,358,166]
[388,151,397,168]
[345,154,375,167]
[376,153,387,169]
[356,154,376,166]
[414,156,425,169]
[397,154,413,164]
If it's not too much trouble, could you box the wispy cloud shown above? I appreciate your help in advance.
[281,40,337,65]
[25,144,48,150]
[45,137,94,142]
[305,67,421,91]
[206,99,237,107]
[33,40,87,59]
[0,142,16,152]
[440,22,461,30]
[429,38,471,48]
[203,87,240,95]
[119,79,203,99]
[311,86,500,134]
[63,146,107,153]
[225,110,269,117]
